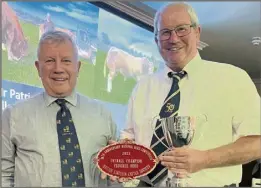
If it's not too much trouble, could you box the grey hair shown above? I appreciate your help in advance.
[153,2,200,35]
[37,30,78,60]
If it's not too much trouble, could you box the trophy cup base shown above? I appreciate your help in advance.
[166,177,189,187]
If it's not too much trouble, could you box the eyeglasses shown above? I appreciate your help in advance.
[156,24,196,41]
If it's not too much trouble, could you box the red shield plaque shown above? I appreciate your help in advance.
[96,142,158,179]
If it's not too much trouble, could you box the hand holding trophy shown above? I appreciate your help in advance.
[152,114,207,187]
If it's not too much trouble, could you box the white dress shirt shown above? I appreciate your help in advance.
[121,53,260,186]
[2,91,117,187]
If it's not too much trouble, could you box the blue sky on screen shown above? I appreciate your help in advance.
[7,1,99,35]
[7,1,164,62]
[98,9,163,62]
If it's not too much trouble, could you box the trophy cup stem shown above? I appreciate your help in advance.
[165,173,189,187]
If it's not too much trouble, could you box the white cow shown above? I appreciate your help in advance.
[104,46,154,92]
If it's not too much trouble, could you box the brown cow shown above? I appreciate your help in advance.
[2,2,29,61]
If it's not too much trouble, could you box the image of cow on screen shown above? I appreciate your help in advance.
[2,2,29,61]
[104,46,154,93]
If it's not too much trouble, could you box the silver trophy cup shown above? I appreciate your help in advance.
[152,114,207,187]
[161,116,195,187]
[162,116,194,148]
[157,116,195,187]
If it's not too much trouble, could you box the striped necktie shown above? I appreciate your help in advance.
[56,99,85,187]
[148,71,187,186]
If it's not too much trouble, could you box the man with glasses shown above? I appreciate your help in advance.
[158,24,196,41]
[120,2,261,187]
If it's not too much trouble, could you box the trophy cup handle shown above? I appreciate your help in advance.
[195,114,208,123]
[192,114,208,141]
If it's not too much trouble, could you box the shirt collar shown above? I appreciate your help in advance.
[162,52,202,80]
[43,90,78,107]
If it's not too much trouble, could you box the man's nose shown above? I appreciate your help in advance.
[53,60,64,73]
[169,30,180,42]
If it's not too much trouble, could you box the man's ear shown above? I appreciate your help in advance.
[78,61,81,72]
[35,61,41,77]
[77,61,81,77]
[196,25,201,39]
[154,36,159,45]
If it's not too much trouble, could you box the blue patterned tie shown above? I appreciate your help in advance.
[56,99,85,187]
[148,71,187,185]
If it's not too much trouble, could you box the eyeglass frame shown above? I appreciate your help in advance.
[155,23,197,41]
